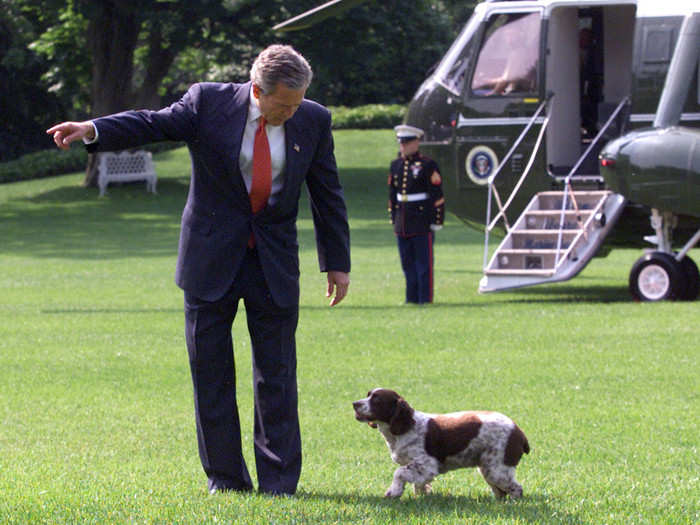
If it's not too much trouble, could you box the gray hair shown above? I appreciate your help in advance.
[250,44,313,94]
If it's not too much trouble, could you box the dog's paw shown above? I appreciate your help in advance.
[414,483,432,495]
[384,485,404,498]
[508,484,523,499]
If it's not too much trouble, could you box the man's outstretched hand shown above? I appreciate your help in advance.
[46,121,95,150]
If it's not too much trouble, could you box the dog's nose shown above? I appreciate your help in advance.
[352,401,361,409]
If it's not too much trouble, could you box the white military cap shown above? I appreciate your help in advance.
[394,124,424,140]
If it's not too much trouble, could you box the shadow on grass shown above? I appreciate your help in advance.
[487,284,631,304]
[41,307,182,314]
[24,177,189,205]
[0,179,188,259]
[295,490,578,523]
[299,284,632,310]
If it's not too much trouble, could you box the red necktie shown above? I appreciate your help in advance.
[250,116,271,214]
[248,117,271,247]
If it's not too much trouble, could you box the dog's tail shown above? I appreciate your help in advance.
[522,430,530,455]
[504,424,530,466]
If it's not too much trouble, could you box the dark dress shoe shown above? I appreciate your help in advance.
[208,478,253,495]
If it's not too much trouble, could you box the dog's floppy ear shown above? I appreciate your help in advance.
[389,398,414,435]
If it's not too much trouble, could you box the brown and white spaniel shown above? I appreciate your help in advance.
[353,388,530,499]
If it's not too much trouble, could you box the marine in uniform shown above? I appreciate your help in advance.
[388,125,445,304]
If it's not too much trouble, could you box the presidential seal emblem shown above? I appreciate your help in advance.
[465,146,499,186]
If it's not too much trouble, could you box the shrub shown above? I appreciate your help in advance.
[329,104,406,129]
[0,148,88,183]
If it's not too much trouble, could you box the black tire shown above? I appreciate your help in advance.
[629,251,684,301]
[678,255,700,301]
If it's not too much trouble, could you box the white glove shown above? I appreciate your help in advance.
[430,224,443,232]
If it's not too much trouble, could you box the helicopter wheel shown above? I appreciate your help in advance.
[629,251,684,301]
[677,255,700,301]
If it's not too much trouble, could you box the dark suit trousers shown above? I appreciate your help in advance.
[184,248,301,494]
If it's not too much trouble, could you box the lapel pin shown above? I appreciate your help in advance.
[293,144,300,152]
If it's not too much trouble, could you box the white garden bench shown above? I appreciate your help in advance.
[97,150,157,196]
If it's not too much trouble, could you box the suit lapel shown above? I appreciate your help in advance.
[228,81,250,166]
[280,116,305,203]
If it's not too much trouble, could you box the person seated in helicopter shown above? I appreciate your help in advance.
[484,64,537,96]
[471,13,540,96]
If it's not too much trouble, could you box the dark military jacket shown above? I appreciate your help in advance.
[388,151,445,236]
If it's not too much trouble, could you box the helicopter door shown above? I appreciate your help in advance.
[546,4,636,178]
[459,10,544,193]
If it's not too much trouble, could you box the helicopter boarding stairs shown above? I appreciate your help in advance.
[479,190,626,292]
[478,98,629,293]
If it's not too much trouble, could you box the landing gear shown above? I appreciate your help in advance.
[629,252,683,301]
[629,209,700,301]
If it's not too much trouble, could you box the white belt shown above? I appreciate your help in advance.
[397,192,428,202]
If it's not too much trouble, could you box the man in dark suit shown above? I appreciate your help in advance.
[47,45,351,496]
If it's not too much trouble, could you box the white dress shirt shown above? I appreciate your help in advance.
[238,87,286,206]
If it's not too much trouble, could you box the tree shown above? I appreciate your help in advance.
[277,0,477,106]
[0,0,64,160]
[26,0,273,186]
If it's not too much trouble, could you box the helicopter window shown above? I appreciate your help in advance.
[435,15,481,95]
[470,12,541,97]
[643,27,674,64]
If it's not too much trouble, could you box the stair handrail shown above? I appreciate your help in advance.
[553,97,630,265]
[486,107,551,232]
[562,96,630,185]
[483,96,552,270]
[485,96,551,226]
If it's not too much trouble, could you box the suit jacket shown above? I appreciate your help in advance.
[88,81,351,307]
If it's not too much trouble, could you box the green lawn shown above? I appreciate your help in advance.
[0,130,698,524]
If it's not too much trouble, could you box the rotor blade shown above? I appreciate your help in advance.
[273,0,369,32]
